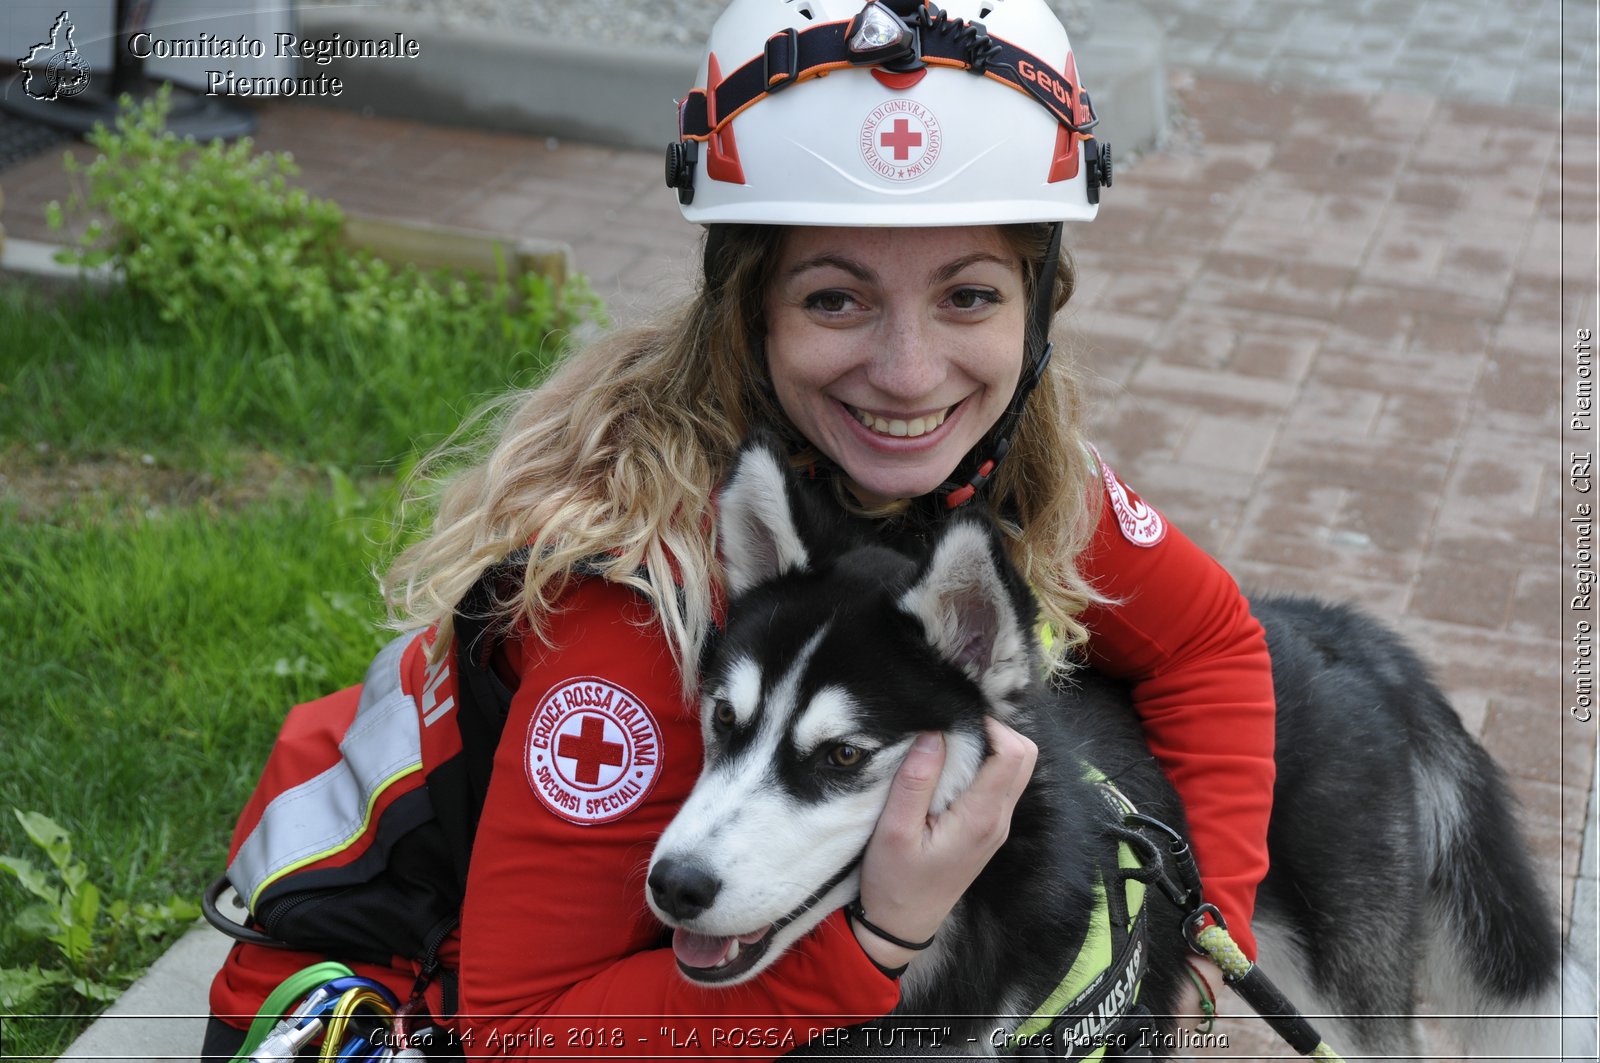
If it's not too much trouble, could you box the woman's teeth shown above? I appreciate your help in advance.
[850,405,951,438]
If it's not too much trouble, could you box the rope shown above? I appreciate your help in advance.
[1110,812,1348,1062]
[1183,959,1217,1034]
[1193,925,1250,980]
[1189,925,1348,1063]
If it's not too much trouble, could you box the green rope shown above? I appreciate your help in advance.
[1190,924,1348,1063]
[1183,962,1217,1034]
[1194,925,1250,979]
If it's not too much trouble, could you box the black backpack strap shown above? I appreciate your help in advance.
[431,550,653,892]
[425,548,530,890]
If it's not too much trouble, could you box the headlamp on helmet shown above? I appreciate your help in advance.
[845,3,920,69]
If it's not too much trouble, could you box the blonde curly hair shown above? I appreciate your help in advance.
[382,224,1103,696]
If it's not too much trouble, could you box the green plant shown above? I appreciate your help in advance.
[47,85,602,353]
[12,88,609,469]
[0,810,201,1008]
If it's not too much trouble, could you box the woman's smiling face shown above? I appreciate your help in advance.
[763,226,1028,505]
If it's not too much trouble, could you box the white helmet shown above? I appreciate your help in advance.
[665,0,1111,226]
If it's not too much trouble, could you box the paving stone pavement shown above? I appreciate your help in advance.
[1,21,1596,1061]
[1117,0,1595,111]
[1068,70,1598,1059]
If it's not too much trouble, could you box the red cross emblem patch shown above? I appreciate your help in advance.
[859,100,942,182]
[1097,459,1168,548]
[525,676,662,825]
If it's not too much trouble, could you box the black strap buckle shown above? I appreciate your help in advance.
[1122,811,1203,911]
[764,28,799,91]
[665,139,698,205]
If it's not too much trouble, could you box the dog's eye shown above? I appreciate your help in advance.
[711,699,737,730]
[827,743,864,769]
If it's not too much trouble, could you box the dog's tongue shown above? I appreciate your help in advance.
[671,927,771,969]
[672,928,735,969]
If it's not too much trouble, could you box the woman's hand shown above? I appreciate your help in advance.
[850,718,1038,972]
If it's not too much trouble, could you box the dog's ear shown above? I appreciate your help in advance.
[718,435,812,597]
[898,520,1033,710]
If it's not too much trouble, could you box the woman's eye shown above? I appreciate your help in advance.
[803,290,856,313]
[827,743,864,769]
[949,287,999,310]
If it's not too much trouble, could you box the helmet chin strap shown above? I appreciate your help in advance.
[703,223,733,291]
[940,220,1063,510]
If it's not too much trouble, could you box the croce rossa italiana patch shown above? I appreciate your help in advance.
[525,676,662,825]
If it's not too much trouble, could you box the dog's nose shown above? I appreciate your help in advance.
[649,857,722,921]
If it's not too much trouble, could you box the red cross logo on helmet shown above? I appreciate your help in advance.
[860,100,943,181]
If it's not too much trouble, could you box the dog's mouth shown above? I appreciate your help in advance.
[671,925,775,983]
[668,858,861,984]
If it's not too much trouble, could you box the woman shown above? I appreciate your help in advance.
[206,0,1274,1055]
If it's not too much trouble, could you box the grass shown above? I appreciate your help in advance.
[0,491,393,1055]
[0,272,590,1057]
[0,280,566,475]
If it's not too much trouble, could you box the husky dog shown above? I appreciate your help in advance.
[647,438,1592,1060]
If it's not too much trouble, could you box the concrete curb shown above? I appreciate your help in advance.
[56,923,233,1062]
[0,224,573,295]
[293,4,1168,154]
[0,236,118,288]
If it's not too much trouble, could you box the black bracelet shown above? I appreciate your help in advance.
[866,958,910,980]
[845,899,937,951]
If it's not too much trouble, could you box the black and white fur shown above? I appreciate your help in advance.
[648,438,1595,1060]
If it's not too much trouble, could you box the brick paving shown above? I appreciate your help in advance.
[1125,0,1595,111]
[1076,73,1597,873]
[1069,73,1597,1059]
[2,32,1596,1061]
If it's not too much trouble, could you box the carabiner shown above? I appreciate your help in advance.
[1183,903,1227,958]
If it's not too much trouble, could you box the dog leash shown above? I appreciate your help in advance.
[1185,922,1347,1062]
[1116,812,1349,1063]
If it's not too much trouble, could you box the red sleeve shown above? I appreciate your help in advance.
[455,577,900,1059]
[1076,462,1274,961]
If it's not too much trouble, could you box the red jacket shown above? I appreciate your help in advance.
[209,464,1274,1055]
[1077,464,1273,962]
